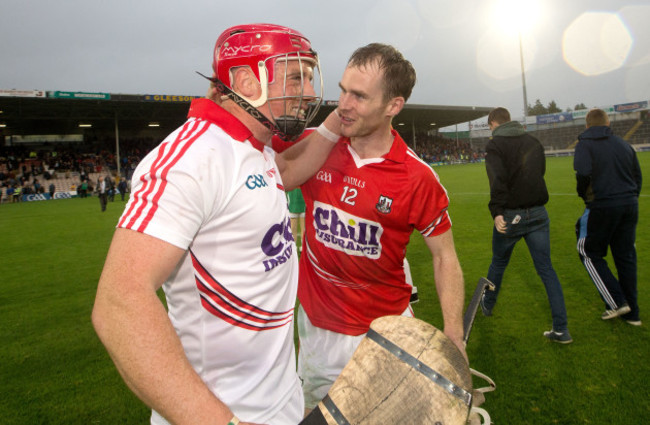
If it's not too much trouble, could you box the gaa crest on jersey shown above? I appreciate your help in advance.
[317,170,332,184]
[376,195,393,214]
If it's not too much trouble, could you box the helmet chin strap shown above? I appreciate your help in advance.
[196,71,304,140]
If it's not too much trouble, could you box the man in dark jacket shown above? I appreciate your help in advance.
[481,107,571,344]
[574,108,642,325]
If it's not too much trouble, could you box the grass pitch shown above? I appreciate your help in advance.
[1,153,648,424]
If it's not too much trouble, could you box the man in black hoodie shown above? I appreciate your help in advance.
[481,107,571,344]
[575,108,642,325]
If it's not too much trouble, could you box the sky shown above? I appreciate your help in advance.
[1,0,649,123]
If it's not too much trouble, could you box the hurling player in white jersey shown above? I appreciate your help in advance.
[296,43,468,412]
[92,24,342,425]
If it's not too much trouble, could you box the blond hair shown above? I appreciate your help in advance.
[585,109,610,128]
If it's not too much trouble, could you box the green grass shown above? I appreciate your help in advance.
[1,153,648,424]
[0,197,149,424]
[411,153,650,425]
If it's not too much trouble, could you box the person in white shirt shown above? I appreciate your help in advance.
[92,23,342,425]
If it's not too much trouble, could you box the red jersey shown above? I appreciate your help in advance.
[298,130,452,335]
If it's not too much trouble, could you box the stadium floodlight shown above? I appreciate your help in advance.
[78,123,92,128]
[518,32,529,122]
[490,0,544,122]
[148,122,160,127]
[0,123,6,128]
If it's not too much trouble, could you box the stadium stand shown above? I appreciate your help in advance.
[0,140,144,201]
[467,109,650,155]
[1,93,648,201]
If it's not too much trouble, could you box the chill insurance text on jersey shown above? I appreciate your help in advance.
[311,164,412,261]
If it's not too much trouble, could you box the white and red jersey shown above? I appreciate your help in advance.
[298,130,451,336]
[118,98,302,425]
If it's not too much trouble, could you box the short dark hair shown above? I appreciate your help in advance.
[347,43,416,102]
[585,108,609,128]
[487,107,511,126]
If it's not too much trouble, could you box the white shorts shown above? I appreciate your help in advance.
[297,304,413,409]
[403,257,414,286]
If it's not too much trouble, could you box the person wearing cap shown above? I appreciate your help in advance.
[294,43,467,413]
[92,24,341,425]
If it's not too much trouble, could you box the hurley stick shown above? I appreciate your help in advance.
[463,277,495,345]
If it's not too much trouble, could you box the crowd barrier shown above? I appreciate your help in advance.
[20,192,74,202]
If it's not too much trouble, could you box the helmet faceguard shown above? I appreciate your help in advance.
[209,23,323,140]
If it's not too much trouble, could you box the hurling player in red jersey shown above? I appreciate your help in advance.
[296,43,467,412]
[92,24,342,425]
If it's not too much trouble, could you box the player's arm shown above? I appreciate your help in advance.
[92,228,259,425]
[423,229,468,361]
[275,109,341,191]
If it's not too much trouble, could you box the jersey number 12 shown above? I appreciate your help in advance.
[340,186,357,206]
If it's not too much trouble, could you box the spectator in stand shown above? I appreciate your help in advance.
[79,180,88,198]
[6,185,15,203]
[13,185,21,202]
[33,178,42,194]
[49,183,55,199]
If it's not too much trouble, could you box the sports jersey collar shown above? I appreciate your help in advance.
[341,129,408,163]
[187,98,266,152]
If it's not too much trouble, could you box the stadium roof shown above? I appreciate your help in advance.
[316,102,492,133]
[0,93,491,140]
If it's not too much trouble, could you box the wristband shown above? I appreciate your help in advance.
[316,123,340,143]
[227,416,240,425]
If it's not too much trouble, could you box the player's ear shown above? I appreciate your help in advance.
[385,96,405,118]
[231,67,262,101]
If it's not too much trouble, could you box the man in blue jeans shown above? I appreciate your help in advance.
[481,107,572,344]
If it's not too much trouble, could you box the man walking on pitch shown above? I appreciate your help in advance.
[92,23,342,425]
[574,108,642,325]
[97,176,108,212]
[481,107,572,344]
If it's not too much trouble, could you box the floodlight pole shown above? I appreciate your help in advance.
[114,111,121,178]
[519,31,529,125]
[411,120,416,151]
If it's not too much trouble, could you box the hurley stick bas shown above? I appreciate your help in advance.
[299,277,497,425]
